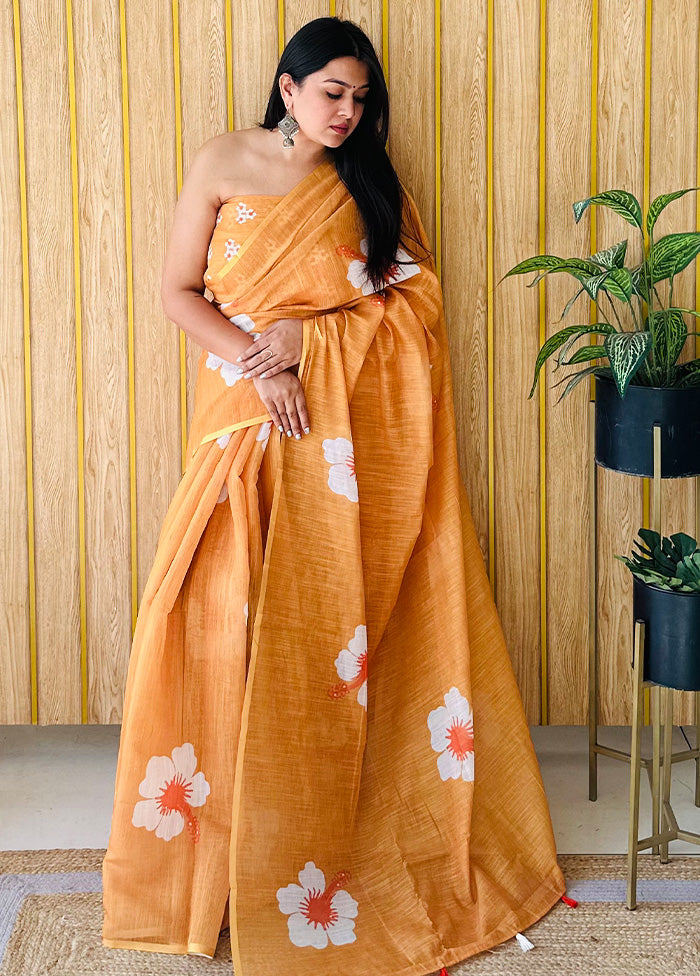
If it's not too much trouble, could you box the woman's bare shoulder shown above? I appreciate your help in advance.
[191,128,277,202]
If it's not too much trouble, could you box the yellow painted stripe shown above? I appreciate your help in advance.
[172,0,187,473]
[330,0,336,16]
[538,0,548,725]
[486,0,495,589]
[118,0,138,632]
[382,0,389,86]
[225,0,234,131]
[278,0,285,57]
[65,0,88,723]
[12,0,37,724]
[642,0,652,726]
[434,0,441,280]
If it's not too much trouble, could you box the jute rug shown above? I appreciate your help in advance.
[1,849,699,976]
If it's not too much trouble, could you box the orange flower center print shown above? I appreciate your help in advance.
[427,688,475,782]
[277,862,357,950]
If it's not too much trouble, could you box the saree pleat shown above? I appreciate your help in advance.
[102,161,564,974]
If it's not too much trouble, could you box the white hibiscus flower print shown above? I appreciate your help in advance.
[427,687,474,782]
[215,211,222,225]
[132,742,210,842]
[277,861,357,949]
[235,202,256,223]
[207,244,213,262]
[256,421,272,451]
[206,351,244,387]
[338,239,420,295]
[227,312,256,333]
[216,433,231,449]
[322,437,358,503]
[329,625,367,708]
[224,239,241,261]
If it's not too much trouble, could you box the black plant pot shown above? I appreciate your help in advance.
[595,371,700,478]
[633,576,700,691]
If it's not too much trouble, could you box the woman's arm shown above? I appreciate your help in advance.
[160,138,256,365]
[161,136,310,439]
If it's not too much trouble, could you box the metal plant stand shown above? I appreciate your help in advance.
[587,405,700,853]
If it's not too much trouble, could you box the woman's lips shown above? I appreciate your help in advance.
[331,125,348,133]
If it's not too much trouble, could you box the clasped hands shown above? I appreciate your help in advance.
[237,317,310,439]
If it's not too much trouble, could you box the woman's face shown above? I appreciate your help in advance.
[279,56,370,148]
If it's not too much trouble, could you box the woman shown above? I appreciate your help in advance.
[102,16,564,976]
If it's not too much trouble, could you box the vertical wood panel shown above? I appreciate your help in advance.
[0,1,30,723]
[73,1,131,724]
[232,0,278,129]
[493,0,541,722]
[650,0,698,727]
[22,0,82,724]
[388,0,435,247]
[595,0,645,724]
[179,0,228,426]
[441,0,488,561]
[286,1,328,43]
[336,0,382,54]
[126,0,181,605]
[544,0,592,725]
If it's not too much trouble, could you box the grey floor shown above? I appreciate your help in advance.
[1,724,699,854]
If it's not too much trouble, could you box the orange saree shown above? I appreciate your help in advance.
[102,158,564,975]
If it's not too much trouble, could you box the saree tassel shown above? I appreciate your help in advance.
[515,933,535,952]
[438,968,450,975]
[561,894,578,908]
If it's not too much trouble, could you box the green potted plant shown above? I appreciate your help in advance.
[616,528,700,690]
[503,187,700,478]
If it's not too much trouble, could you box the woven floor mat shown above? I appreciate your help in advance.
[1,850,699,975]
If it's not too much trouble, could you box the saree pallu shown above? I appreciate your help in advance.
[102,158,565,975]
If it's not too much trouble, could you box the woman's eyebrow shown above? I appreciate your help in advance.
[323,78,370,89]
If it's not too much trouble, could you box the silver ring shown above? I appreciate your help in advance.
[266,350,273,360]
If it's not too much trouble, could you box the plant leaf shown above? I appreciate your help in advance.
[573,190,643,229]
[558,286,588,320]
[670,532,699,559]
[647,187,700,237]
[563,344,606,366]
[601,267,633,302]
[553,365,601,402]
[649,232,700,282]
[556,325,614,365]
[674,358,700,388]
[648,309,688,369]
[603,332,653,396]
[529,324,608,397]
[591,240,628,269]
[501,255,600,280]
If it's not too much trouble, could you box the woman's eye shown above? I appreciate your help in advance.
[326,92,342,100]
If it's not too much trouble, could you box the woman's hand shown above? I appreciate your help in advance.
[253,369,310,439]
[237,317,303,379]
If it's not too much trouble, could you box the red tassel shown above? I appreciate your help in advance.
[561,894,578,908]
[438,969,450,976]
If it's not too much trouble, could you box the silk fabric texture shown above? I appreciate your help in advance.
[102,158,565,975]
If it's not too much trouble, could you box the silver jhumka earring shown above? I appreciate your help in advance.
[278,109,299,148]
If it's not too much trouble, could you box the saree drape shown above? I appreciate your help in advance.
[102,158,565,976]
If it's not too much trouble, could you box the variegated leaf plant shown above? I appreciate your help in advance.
[502,187,700,400]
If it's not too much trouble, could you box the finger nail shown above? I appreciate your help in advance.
[295,433,301,439]
[277,425,284,432]
[286,430,292,437]
[243,372,251,378]
[303,427,310,434]
[260,372,267,378]
[236,356,241,362]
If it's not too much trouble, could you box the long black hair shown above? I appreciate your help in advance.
[261,17,429,292]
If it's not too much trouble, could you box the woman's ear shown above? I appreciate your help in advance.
[278,73,295,110]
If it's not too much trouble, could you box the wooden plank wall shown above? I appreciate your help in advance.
[1,0,699,725]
